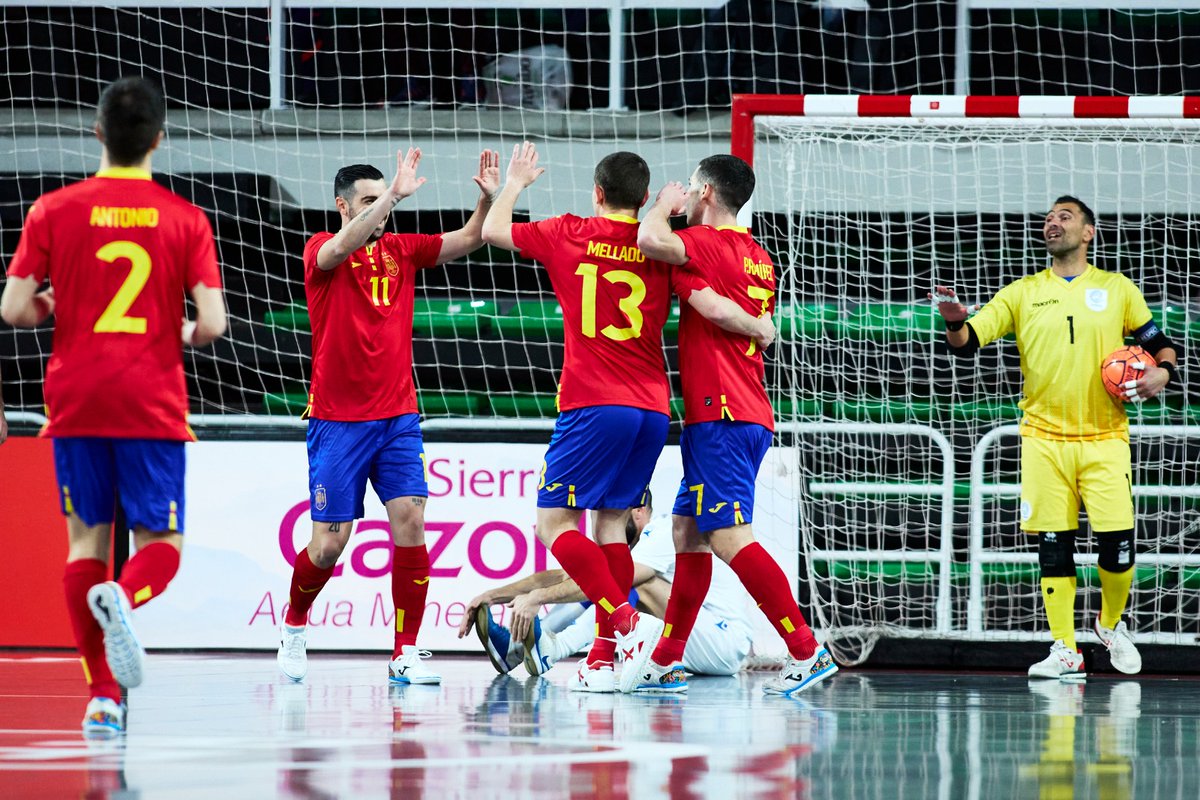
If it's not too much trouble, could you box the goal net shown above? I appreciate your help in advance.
[747,95,1200,664]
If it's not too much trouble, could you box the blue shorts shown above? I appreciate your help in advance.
[307,414,427,522]
[53,438,186,532]
[537,406,669,510]
[672,421,772,533]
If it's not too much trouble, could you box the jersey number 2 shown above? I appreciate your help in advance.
[94,241,151,334]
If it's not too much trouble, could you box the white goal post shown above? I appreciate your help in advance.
[735,95,1200,663]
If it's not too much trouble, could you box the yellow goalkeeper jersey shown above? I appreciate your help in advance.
[967,264,1153,441]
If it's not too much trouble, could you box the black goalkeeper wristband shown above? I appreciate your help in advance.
[945,319,965,332]
[1161,361,1178,386]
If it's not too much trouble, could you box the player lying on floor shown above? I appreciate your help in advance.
[456,501,754,692]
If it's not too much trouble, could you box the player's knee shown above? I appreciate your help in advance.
[1037,531,1077,578]
[1097,528,1135,573]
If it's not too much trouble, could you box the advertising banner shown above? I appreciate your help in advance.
[104,441,800,656]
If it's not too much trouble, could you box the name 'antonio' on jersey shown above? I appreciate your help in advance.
[511,213,672,415]
[967,264,1154,441]
[673,226,775,431]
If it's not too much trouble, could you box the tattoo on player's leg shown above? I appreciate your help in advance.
[411,498,425,507]
[329,522,340,532]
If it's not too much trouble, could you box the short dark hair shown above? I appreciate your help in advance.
[96,77,165,166]
[625,487,653,547]
[334,164,385,203]
[594,152,650,210]
[697,154,756,215]
[1052,195,1096,227]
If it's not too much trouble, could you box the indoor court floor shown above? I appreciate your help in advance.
[1,652,1198,799]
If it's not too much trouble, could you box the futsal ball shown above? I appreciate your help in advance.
[1101,345,1156,401]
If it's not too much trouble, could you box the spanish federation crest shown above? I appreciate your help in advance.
[384,253,400,277]
[1085,288,1108,311]
[314,484,327,512]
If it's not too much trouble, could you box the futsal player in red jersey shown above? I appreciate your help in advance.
[482,142,773,693]
[276,148,501,686]
[636,154,837,696]
[1,77,227,737]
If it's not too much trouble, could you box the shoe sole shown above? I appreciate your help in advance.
[87,583,145,689]
[475,606,515,675]
[82,721,123,740]
[765,662,840,696]
[277,653,307,682]
[388,674,442,685]
[522,623,549,678]
[1028,668,1087,680]
[617,616,666,694]
[633,683,688,694]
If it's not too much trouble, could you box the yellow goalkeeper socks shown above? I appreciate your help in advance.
[1041,576,1078,650]
[1098,567,1134,629]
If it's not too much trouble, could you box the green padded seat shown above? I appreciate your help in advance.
[262,392,308,415]
[489,393,558,418]
[413,299,497,339]
[948,400,1023,423]
[493,301,565,340]
[830,398,937,422]
[262,303,310,332]
[837,303,941,342]
[418,391,487,417]
[776,303,838,341]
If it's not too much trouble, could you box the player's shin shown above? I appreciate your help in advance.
[392,545,430,656]
[1038,531,1079,650]
[550,530,636,634]
[1097,529,1135,629]
[651,551,712,667]
[728,542,818,660]
[64,559,120,700]
[118,540,180,608]
[588,543,634,665]
[284,548,336,627]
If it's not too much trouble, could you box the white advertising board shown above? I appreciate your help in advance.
[136,440,800,656]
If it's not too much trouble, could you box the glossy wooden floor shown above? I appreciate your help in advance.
[1,653,1198,799]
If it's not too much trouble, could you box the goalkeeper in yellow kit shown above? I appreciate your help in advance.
[932,195,1179,678]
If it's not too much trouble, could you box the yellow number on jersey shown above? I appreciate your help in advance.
[575,263,646,341]
[744,285,775,356]
[370,276,391,306]
[93,241,152,334]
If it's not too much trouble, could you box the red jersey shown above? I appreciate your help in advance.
[673,225,775,430]
[5,167,221,440]
[511,213,671,414]
[303,230,443,421]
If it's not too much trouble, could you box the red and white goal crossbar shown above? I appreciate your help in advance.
[731,94,1200,165]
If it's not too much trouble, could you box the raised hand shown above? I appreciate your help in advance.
[505,141,545,188]
[654,182,688,215]
[474,149,501,202]
[928,285,979,322]
[391,147,426,199]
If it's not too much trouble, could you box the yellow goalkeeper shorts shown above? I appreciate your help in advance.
[1019,436,1133,533]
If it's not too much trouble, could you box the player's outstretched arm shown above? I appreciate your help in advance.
[637,182,689,265]
[455,568,568,638]
[481,141,545,253]
[436,149,500,265]
[0,276,54,328]
[183,281,227,347]
[929,285,980,351]
[316,148,424,271]
[685,287,776,349]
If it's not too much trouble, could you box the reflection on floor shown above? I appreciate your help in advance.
[1,653,1198,799]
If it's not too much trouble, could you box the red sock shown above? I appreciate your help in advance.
[117,541,180,609]
[551,531,635,635]
[587,543,634,665]
[729,542,818,660]
[392,545,430,657]
[284,548,335,626]
[651,551,712,667]
[63,559,120,701]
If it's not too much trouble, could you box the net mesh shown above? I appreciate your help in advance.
[755,115,1200,664]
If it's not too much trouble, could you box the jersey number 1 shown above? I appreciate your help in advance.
[576,263,645,341]
[94,241,151,334]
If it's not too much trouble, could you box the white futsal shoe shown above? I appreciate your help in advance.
[388,645,442,685]
[763,646,839,696]
[615,612,665,693]
[569,658,617,693]
[81,697,126,739]
[87,582,145,689]
[1094,619,1142,675]
[277,622,308,682]
[1028,640,1086,679]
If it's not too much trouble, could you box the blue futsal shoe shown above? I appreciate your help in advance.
[475,605,524,674]
[763,646,839,696]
